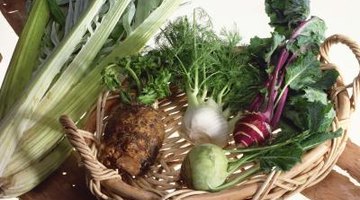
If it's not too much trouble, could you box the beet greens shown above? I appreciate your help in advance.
[233,4,331,147]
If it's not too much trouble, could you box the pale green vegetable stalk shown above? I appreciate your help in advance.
[32,0,131,119]
[0,0,182,196]
[0,139,72,198]
[2,0,131,176]
[0,0,50,119]
[0,0,108,175]
[4,0,180,176]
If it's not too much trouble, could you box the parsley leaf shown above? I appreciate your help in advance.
[101,65,122,91]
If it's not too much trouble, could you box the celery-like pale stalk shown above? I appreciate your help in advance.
[100,0,181,67]
[2,0,131,176]
[0,0,108,176]
[0,138,72,198]
[0,0,50,119]
[35,0,131,120]
[2,0,182,180]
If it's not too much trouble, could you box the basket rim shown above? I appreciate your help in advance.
[60,34,360,200]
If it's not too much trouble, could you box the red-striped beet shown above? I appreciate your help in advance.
[233,112,271,147]
[232,18,316,148]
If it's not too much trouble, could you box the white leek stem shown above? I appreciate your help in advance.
[0,0,107,175]
[0,138,72,198]
[3,0,183,177]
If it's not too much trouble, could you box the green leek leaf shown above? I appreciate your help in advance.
[0,0,50,119]
[47,0,66,26]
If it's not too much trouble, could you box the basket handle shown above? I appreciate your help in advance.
[320,34,360,113]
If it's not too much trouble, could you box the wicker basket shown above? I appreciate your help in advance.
[59,34,360,200]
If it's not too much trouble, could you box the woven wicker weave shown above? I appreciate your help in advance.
[60,34,360,200]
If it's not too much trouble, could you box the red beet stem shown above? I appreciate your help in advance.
[270,87,289,128]
[263,49,289,120]
[234,18,315,147]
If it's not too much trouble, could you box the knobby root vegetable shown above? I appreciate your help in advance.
[99,104,165,176]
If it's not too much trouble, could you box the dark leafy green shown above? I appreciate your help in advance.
[286,16,326,55]
[265,0,310,36]
[285,53,322,90]
[265,32,286,64]
[230,0,341,173]
[256,127,341,172]
[285,96,335,131]
[302,87,328,104]
[300,129,342,151]
[47,0,66,26]
[311,69,339,90]
[259,143,303,172]
[241,36,273,69]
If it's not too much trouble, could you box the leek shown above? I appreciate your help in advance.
[3,0,131,176]
[32,0,131,120]
[0,0,108,175]
[4,0,181,177]
[0,0,182,197]
[0,0,50,119]
[1,139,72,198]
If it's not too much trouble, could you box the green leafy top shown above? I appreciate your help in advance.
[101,49,172,105]
[265,0,310,37]
[230,0,340,172]
[112,0,163,39]
[156,16,223,101]
[101,10,264,110]
[155,13,263,112]
[287,16,326,55]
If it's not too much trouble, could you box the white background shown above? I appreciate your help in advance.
[1,1,360,199]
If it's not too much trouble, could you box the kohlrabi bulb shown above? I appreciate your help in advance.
[182,98,229,147]
[180,143,229,191]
